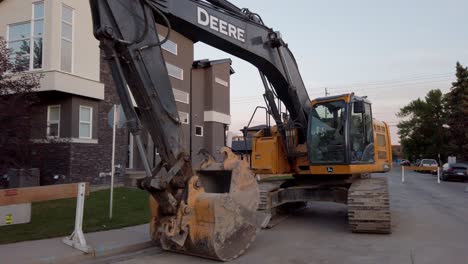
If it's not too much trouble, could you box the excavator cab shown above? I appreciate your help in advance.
[308,94,374,166]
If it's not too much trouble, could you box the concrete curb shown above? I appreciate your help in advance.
[32,240,154,264]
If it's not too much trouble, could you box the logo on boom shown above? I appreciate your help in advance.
[197,7,246,43]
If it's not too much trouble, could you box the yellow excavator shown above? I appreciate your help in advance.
[90,0,392,261]
[250,93,392,230]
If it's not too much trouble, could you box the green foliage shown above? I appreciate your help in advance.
[446,62,468,160]
[0,37,42,172]
[0,187,150,244]
[397,62,468,162]
[397,89,449,161]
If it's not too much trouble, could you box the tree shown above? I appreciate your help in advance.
[397,89,449,161]
[0,37,41,174]
[446,62,468,161]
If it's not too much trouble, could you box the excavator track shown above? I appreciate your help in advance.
[347,177,391,234]
[258,180,286,210]
[257,179,287,228]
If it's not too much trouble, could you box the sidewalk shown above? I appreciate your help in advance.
[0,224,154,264]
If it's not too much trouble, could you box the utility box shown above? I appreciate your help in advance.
[0,203,31,226]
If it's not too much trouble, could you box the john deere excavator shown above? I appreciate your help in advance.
[89,0,393,261]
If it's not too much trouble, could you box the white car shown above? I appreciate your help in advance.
[419,159,438,174]
[420,159,438,167]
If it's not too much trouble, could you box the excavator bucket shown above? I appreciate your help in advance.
[149,148,260,261]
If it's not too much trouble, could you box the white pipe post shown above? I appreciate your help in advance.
[110,105,117,220]
[402,166,405,183]
[62,183,91,253]
[437,167,441,184]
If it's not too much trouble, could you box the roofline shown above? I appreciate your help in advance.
[193,58,235,74]
[313,93,371,104]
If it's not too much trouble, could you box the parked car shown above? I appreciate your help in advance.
[440,162,468,181]
[400,159,411,166]
[418,159,438,173]
[420,159,438,167]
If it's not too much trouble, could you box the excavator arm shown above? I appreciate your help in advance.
[155,0,311,128]
[89,0,311,261]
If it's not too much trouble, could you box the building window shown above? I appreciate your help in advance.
[215,77,229,87]
[47,105,60,137]
[79,106,92,139]
[178,111,189,124]
[166,63,183,80]
[195,126,203,137]
[6,2,44,71]
[158,34,178,55]
[61,4,74,73]
[173,88,189,104]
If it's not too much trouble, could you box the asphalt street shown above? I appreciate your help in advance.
[104,167,468,264]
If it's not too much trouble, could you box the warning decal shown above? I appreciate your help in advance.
[5,214,12,225]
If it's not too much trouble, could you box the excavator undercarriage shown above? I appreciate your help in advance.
[257,176,391,234]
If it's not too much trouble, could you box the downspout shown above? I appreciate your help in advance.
[189,67,193,162]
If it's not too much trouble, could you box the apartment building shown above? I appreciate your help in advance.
[0,0,233,185]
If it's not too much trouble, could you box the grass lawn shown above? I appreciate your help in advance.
[0,187,150,244]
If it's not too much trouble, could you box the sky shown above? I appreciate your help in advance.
[193,0,468,144]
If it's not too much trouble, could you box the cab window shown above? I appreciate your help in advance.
[350,102,374,163]
[309,100,346,163]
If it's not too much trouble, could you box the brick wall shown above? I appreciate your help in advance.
[67,51,129,185]
[32,143,71,185]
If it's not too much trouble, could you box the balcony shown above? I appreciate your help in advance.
[39,70,104,100]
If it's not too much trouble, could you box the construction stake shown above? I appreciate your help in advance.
[63,182,92,253]
[402,166,405,183]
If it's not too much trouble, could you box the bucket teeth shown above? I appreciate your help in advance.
[150,148,260,261]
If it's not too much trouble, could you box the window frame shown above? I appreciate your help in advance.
[172,88,189,104]
[31,1,44,70]
[47,105,61,138]
[158,34,178,55]
[215,77,229,87]
[6,22,31,70]
[308,100,347,165]
[195,126,204,137]
[166,63,184,80]
[349,101,374,164]
[6,1,45,72]
[79,105,93,139]
[178,111,189,124]
[60,4,74,73]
